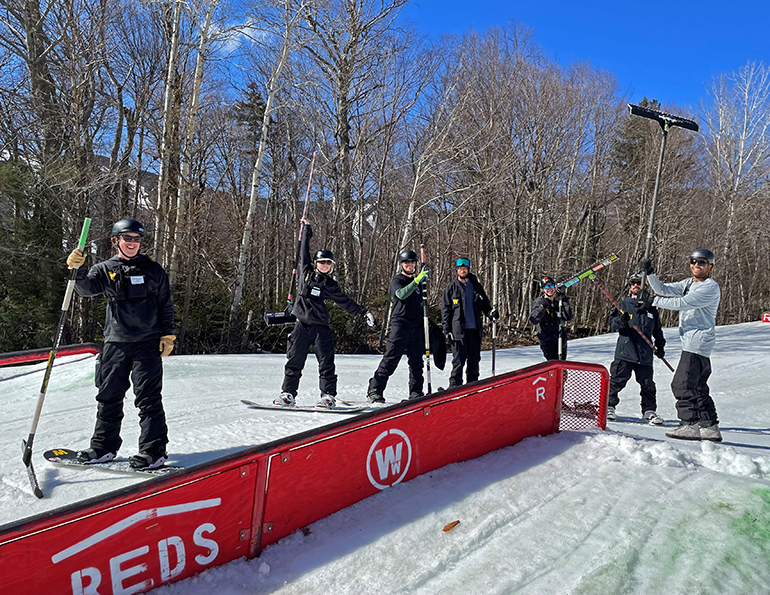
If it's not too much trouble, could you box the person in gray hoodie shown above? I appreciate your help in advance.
[638,248,722,442]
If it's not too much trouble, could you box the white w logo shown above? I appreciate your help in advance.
[375,443,403,480]
[367,429,412,490]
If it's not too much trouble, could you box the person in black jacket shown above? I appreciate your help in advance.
[529,275,573,360]
[276,219,375,409]
[606,273,666,424]
[367,249,430,403]
[65,219,175,469]
[441,257,498,388]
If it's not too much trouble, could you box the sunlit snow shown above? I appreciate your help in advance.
[2,322,770,594]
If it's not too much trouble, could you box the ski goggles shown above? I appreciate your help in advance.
[119,234,142,244]
[316,259,334,266]
[630,280,642,286]
[455,258,470,268]
[690,258,709,266]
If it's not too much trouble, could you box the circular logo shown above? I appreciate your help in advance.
[366,429,412,490]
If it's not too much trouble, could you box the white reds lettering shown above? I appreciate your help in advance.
[67,522,220,595]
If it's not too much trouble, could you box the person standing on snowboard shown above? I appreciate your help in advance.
[275,218,375,409]
[367,249,430,403]
[66,218,175,470]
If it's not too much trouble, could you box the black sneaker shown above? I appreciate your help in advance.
[129,453,168,469]
[76,448,117,464]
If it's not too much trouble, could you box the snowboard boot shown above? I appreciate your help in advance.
[700,423,723,443]
[317,394,336,409]
[273,392,296,407]
[367,392,385,404]
[129,452,168,469]
[643,410,664,425]
[606,406,616,421]
[76,448,117,464]
[665,423,702,441]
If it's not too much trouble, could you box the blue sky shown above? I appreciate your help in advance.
[399,1,770,111]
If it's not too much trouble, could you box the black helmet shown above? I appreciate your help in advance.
[539,275,556,289]
[689,248,715,264]
[315,249,334,261]
[111,219,145,237]
[398,249,418,263]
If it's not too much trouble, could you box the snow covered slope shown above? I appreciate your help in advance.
[2,322,770,594]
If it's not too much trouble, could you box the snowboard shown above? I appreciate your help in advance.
[241,399,371,414]
[43,448,182,476]
[606,415,666,426]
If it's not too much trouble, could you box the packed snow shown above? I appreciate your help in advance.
[2,321,770,594]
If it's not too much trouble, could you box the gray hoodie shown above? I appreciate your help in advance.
[647,274,721,357]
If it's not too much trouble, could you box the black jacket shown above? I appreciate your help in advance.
[74,254,174,342]
[290,224,366,325]
[389,273,424,328]
[529,295,573,343]
[441,274,493,340]
[608,295,665,366]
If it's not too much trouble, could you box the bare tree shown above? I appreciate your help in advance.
[701,62,770,320]
[302,0,408,287]
[228,0,310,351]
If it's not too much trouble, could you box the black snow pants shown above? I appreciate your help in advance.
[91,340,168,458]
[281,321,337,396]
[539,329,568,361]
[448,328,481,388]
[608,359,657,413]
[671,351,718,425]
[368,324,425,398]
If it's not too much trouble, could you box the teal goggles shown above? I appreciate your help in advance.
[456,258,470,267]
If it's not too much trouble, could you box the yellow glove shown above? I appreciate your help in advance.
[413,266,431,284]
[67,249,86,269]
[159,335,176,357]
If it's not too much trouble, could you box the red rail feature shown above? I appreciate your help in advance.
[0,360,607,595]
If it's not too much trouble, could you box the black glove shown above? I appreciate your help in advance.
[655,345,665,359]
[556,285,566,297]
[637,290,654,314]
[638,258,654,275]
[620,312,631,324]
[488,308,500,321]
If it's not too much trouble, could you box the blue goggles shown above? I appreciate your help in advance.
[456,258,470,268]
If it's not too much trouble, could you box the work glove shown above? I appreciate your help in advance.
[159,335,176,357]
[620,311,631,324]
[488,308,500,321]
[413,266,430,284]
[655,345,665,359]
[638,258,654,275]
[67,249,86,269]
[365,311,376,328]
